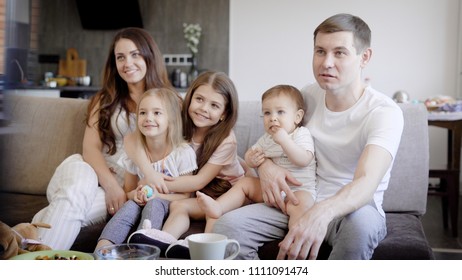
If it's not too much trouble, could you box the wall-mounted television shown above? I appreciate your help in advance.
[75,0,143,30]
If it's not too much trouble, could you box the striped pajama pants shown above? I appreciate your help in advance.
[32,154,122,250]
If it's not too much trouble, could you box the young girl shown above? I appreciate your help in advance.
[95,88,197,249]
[124,71,244,250]
[196,85,316,231]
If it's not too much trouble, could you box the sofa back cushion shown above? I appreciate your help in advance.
[0,96,429,215]
[382,103,429,215]
[0,96,89,195]
[234,101,265,158]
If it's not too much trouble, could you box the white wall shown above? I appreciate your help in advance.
[230,0,460,102]
[229,0,461,183]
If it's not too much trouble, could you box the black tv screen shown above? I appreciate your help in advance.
[76,0,143,30]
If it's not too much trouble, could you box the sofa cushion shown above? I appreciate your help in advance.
[371,213,434,259]
[0,192,48,227]
[0,96,89,195]
[383,103,429,215]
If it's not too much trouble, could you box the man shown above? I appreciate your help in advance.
[213,13,403,260]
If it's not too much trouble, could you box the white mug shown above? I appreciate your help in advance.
[186,233,240,260]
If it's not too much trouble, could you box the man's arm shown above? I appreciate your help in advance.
[277,144,393,260]
[83,102,126,213]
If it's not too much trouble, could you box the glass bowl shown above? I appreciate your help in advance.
[94,243,161,260]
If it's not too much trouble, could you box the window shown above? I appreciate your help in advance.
[2,0,39,83]
[0,0,6,75]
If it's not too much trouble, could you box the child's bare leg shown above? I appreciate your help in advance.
[162,198,203,239]
[196,192,222,218]
[197,177,262,219]
[286,191,315,228]
[204,216,218,233]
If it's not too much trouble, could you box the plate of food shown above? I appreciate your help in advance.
[9,250,94,260]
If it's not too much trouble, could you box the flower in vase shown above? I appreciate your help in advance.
[183,23,202,55]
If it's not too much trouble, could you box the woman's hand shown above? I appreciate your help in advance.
[258,160,301,213]
[105,185,127,215]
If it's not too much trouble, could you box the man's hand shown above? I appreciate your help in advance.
[258,160,301,212]
[276,204,330,260]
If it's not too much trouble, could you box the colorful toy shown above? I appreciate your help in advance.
[142,185,154,198]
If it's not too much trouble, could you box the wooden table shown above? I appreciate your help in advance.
[428,112,462,237]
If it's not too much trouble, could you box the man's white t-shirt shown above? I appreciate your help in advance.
[303,83,404,217]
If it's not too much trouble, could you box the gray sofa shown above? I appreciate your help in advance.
[0,95,434,259]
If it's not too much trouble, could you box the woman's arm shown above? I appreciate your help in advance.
[82,102,126,213]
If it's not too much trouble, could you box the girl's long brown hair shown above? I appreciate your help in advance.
[182,71,239,198]
[86,27,172,155]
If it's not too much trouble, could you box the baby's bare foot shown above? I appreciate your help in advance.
[196,191,223,219]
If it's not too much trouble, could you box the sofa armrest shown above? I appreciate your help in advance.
[0,95,89,195]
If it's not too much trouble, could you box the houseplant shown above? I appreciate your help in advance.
[183,23,202,85]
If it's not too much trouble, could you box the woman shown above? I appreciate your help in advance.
[31,27,174,250]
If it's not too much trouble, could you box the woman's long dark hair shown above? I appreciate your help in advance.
[86,27,172,155]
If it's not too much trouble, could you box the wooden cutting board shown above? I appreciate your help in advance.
[58,48,87,77]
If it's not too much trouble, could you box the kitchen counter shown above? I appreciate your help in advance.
[3,85,187,99]
[3,85,101,99]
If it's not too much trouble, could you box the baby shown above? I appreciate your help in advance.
[197,84,316,230]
